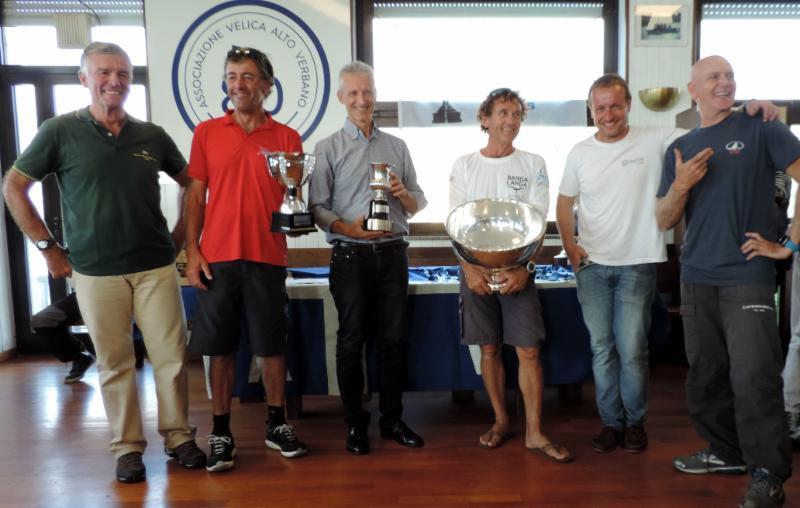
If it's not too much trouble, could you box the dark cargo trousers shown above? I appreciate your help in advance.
[680,283,791,480]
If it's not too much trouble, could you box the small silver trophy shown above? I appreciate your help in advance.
[264,151,317,234]
[446,198,546,292]
[363,162,393,232]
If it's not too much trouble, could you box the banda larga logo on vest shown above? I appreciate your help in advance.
[171,0,331,141]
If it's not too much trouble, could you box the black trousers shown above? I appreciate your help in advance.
[681,283,791,479]
[329,239,409,426]
[30,293,93,362]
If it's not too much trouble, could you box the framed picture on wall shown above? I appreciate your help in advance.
[635,4,687,46]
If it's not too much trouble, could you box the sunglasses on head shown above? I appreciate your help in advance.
[488,87,513,97]
[228,47,257,57]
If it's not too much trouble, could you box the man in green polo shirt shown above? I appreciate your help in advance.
[2,42,205,483]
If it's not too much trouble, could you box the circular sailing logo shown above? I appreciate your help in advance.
[172,0,330,141]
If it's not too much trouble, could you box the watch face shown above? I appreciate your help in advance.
[36,239,53,250]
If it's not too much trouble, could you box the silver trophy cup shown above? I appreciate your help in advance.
[364,162,393,232]
[264,151,316,234]
[446,198,546,292]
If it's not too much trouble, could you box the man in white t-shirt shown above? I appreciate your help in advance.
[449,88,573,463]
[556,74,680,455]
[556,74,776,456]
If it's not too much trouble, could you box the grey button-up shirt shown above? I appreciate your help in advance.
[309,118,427,244]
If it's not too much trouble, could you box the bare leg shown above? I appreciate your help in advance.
[260,354,287,407]
[210,354,235,415]
[479,344,510,446]
[517,346,571,461]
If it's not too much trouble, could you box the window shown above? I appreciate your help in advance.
[2,0,146,65]
[699,2,800,100]
[367,1,612,222]
[3,25,147,66]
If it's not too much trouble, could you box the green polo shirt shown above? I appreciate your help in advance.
[12,107,186,276]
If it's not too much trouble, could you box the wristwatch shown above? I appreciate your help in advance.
[525,261,536,274]
[779,235,800,253]
[35,238,56,251]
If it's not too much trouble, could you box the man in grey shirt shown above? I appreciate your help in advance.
[308,61,427,455]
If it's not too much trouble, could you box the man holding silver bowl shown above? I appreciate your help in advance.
[448,88,573,463]
[184,47,309,472]
[308,61,427,455]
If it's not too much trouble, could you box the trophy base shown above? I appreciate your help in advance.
[271,212,317,235]
[487,281,505,293]
[364,217,392,232]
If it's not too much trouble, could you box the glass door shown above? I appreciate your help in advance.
[12,83,52,315]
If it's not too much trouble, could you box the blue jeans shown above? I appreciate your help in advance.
[575,263,656,429]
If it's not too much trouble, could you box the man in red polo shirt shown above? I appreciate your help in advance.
[184,47,308,472]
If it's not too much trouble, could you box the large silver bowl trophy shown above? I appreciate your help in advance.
[446,198,546,292]
[363,162,393,232]
[264,151,316,234]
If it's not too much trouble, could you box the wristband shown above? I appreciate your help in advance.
[780,235,800,253]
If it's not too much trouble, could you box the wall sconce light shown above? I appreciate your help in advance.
[638,87,680,112]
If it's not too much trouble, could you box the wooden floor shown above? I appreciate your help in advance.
[0,358,798,508]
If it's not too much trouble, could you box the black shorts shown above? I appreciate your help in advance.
[459,275,546,348]
[188,260,288,357]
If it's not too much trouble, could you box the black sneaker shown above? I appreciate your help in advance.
[266,423,308,458]
[740,468,785,508]
[206,434,236,472]
[623,425,648,453]
[672,448,747,475]
[164,439,206,469]
[64,351,95,384]
[592,426,623,453]
[116,451,146,483]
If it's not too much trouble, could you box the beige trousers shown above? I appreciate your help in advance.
[71,263,195,458]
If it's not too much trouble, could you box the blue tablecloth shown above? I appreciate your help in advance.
[182,265,666,400]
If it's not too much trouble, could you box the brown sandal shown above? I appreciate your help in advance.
[479,429,511,449]
[526,442,575,463]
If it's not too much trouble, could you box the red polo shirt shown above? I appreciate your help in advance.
[188,111,302,266]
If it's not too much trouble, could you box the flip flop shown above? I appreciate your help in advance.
[526,442,575,463]
[479,429,510,449]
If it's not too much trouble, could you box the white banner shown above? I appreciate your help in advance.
[144,0,351,156]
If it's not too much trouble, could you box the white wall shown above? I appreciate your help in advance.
[627,0,695,128]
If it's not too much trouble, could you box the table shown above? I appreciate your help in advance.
[181,266,596,402]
